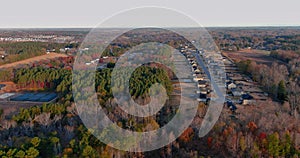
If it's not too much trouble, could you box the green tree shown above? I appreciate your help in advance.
[15,150,25,158]
[282,131,292,157]
[82,145,97,157]
[26,147,39,158]
[268,132,280,157]
[0,150,5,157]
[278,80,287,102]
[0,108,3,119]
[239,136,247,152]
[50,137,60,155]
[6,149,17,157]
[107,62,115,68]
[237,60,252,73]
[31,137,41,148]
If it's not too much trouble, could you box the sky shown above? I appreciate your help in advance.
[0,0,299,28]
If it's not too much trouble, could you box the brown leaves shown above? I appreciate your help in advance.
[178,127,194,143]
[247,121,258,132]
[207,137,213,148]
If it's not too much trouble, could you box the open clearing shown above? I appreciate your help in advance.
[0,53,68,69]
[222,49,284,66]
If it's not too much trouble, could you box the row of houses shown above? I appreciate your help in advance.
[0,35,74,43]
[177,46,270,111]
[179,46,216,103]
[223,56,269,106]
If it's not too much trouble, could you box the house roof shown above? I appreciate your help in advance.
[0,51,6,55]
[241,94,253,100]
[199,93,207,98]
[198,80,207,85]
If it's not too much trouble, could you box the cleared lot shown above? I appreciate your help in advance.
[222,49,284,66]
[0,53,68,69]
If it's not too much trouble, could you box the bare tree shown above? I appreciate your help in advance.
[287,81,300,117]
[34,112,52,132]
[64,125,75,142]
[0,120,17,130]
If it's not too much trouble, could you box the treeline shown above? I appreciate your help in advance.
[74,65,173,104]
[270,50,300,77]
[210,28,300,52]
[99,28,192,57]
[0,42,66,65]
[237,59,300,115]
[14,67,72,94]
[0,56,74,81]
[270,50,300,63]
[206,117,300,157]
[0,69,13,82]
[237,60,288,101]
[0,42,65,55]
[4,64,172,105]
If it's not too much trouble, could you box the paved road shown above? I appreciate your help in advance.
[194,53,225,100]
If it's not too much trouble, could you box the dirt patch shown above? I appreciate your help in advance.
[0,101,42,118]
[0,53,68,69]
[0,82,18,93]
[222,49,284,66]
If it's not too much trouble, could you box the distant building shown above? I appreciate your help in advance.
[198,80,207,88]
[226,100,237,111]
[232,89,243,97]
[198,93,207,102]
[193,75,204,82]
[59,48,66,52]
[242,99,256,105]
[200,87,208,94]
[241,93,254,100]
[228,83,237,89]
[182,79,193,83]
[0,93,15,100]
[241,94,255,105]
[0,84,6,90]
[0,51,6,59]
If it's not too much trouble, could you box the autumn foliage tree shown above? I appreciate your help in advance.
[178,127,194,143]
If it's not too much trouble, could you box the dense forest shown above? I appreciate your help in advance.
[1,86,296,157]
[0,62,176,157]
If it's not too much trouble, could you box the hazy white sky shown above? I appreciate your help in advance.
[0,0,299,28]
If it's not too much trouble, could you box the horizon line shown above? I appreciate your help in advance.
[0,25,300,29]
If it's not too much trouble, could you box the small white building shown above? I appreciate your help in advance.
[198,80,207,88]
[232,89,243,97]
[242,99,256,105]
[228,83,237,89]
